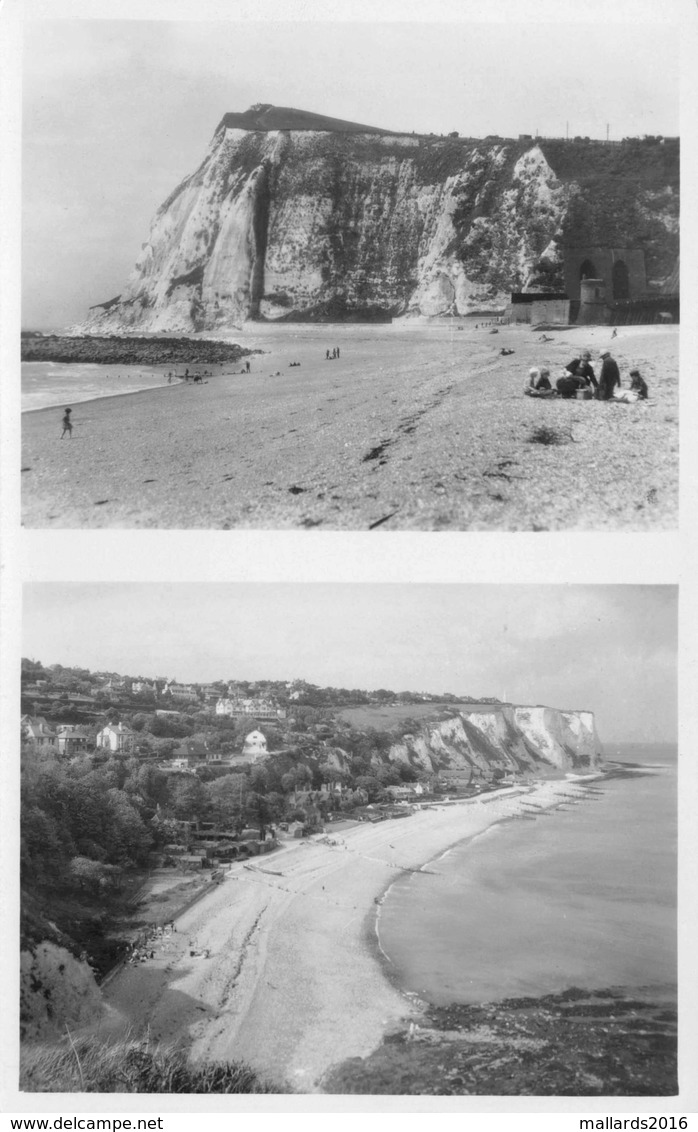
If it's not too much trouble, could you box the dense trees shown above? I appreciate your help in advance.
[21,753,152,888]
[22,659,454,910]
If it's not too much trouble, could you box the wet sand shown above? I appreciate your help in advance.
[21,322,678,530]
[94,779,595,1092]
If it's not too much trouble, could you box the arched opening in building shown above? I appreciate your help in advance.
[579,258,598,281]
[612,260,630,301]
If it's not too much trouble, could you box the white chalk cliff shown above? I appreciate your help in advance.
[387,705,602,780]
[79,107,679,332]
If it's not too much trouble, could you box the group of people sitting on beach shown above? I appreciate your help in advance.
[525,349,649,403]
[126,919,177,966]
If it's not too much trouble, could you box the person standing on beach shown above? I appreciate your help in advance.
[61,407,73,438]
[597,350,621,400]
[245,360,250,373]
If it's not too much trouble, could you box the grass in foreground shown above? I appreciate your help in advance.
[21,1033,286,1093]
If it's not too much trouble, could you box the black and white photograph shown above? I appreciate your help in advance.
[18,584,678,1096]
[19,14,680,531]
[1,0,696,1123]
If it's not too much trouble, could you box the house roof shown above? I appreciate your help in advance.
[22,715,55,735]
[174,738,208,757]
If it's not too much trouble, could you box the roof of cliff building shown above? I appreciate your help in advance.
[215,104,389,136]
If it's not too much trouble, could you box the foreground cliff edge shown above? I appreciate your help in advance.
[76,105,679,333]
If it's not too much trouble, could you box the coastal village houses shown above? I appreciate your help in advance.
[215,696,286,722]
[55,724,92,755]
[172,738,209,764]
[21,715,56,751]
[131,680,155,695]
[242,729,268,759]
[163,680,200,704]
[95,722,135,754]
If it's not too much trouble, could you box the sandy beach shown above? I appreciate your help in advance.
[93,778,595,1092]
[21,322,677,530]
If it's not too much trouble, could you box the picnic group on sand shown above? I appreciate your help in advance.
[525,349,649,403]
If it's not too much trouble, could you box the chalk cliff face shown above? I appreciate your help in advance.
[20,941,104,1041]
[387,705,602,782]
[80,108,679,332]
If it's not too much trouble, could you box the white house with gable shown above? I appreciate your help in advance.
[242,730,268,761]
[95,722,135,753]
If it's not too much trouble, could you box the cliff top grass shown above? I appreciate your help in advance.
[21,1033,287,1093]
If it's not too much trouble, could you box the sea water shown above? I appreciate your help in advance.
[22,362,173,412]
[377,745,677,1007]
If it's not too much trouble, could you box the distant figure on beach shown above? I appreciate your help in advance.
[61,408,73,438]
[629,368,649,399]
[336,346,340,358]
[326,349,331,360]
[167,372,172,383]
[245,360,251,373]
[597,350,621,401]
[612,327,618,339]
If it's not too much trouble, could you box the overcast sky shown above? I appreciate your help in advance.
[22,584,677,742]
[22,16,680,329]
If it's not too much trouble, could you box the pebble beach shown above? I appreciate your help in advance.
[21,322,678,531]
[92,779,596,1091]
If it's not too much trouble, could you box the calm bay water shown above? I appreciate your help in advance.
[378,745,677,1007]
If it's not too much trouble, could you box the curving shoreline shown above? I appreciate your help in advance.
[93,777,599,1091]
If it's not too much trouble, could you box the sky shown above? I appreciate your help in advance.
[22,584,677,743]
[21,15,680,328]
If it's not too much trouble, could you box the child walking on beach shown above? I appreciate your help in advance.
[61,407,73,439]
